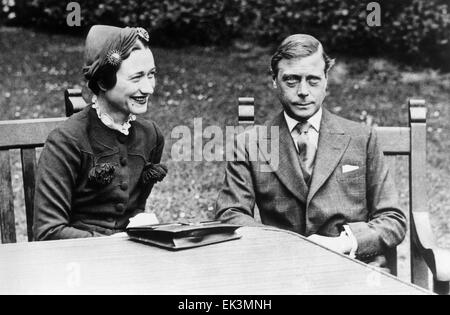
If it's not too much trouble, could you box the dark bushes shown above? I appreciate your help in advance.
[5,0,450,69]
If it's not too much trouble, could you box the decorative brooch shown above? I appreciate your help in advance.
[106,49,122,67]
[141,162,168,185]
[136,27,149,42]
[88,163,116,187]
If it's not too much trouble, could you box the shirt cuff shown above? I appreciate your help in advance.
[343,225,358,259]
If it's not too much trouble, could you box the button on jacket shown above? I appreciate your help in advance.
[34,106,165,240]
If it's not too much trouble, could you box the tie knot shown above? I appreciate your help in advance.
[295,121,312,134]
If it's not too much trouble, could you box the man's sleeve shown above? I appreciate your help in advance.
[347,128,407,259]
[33,129,98,240]
[215,157,264,226]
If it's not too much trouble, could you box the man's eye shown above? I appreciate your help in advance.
[309,78,320,85]
[286,79,298,86]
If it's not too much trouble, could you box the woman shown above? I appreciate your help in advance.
[33,25,167,240]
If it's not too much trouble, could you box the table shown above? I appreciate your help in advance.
[0,227,430,295]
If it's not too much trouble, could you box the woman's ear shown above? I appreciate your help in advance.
[272,79,277,89]
[97,80,108,92]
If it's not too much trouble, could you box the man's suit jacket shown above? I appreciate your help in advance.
[215,108,407,260]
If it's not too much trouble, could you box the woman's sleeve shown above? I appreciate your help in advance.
[152,122,165,163]
[33,128,98,240]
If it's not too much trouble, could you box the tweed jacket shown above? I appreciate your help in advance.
[215,108,406,259]
[33,106,164,240]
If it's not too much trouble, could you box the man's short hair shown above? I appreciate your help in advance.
[270,34,335,78]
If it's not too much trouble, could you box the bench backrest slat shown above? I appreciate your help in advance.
[21,148,37,242]
[0,150,16,243]
[0,118,66,149]
[376,127,411,155]
[384,155,399,276]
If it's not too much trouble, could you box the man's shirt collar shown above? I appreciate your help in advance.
[284,107,322,133]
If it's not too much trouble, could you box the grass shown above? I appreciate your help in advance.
[1,27,449,281]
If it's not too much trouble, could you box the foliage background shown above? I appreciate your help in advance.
[2,0,450,70]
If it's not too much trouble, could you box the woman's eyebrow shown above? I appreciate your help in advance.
[129,67,157,78]
[129,71,145,78]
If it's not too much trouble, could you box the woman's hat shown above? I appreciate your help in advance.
[82,25,149,81]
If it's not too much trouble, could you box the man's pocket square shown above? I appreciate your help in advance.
[342,165,360,173]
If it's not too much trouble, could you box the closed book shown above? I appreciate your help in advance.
[126,221,241,250]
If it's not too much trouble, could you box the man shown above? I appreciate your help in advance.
[215,34,406,262]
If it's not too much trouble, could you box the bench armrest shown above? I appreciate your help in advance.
[409,99,450,294]
[412,212,450,281]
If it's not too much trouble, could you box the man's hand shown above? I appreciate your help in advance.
[307,232,353,255]
[110,232,127,238]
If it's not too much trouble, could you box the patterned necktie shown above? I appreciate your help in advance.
[295,121,316,185]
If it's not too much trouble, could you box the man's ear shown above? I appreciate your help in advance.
[272,78,277,89]
[325,58,336,77]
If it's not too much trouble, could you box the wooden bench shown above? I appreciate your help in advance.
[238,97,450,294]
[0,89,83,243]
[0,118,66,243]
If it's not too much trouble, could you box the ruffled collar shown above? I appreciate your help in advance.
[92,102,136,136]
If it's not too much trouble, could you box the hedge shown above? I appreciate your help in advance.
[1,0,15,23]
[4,0,450,69]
